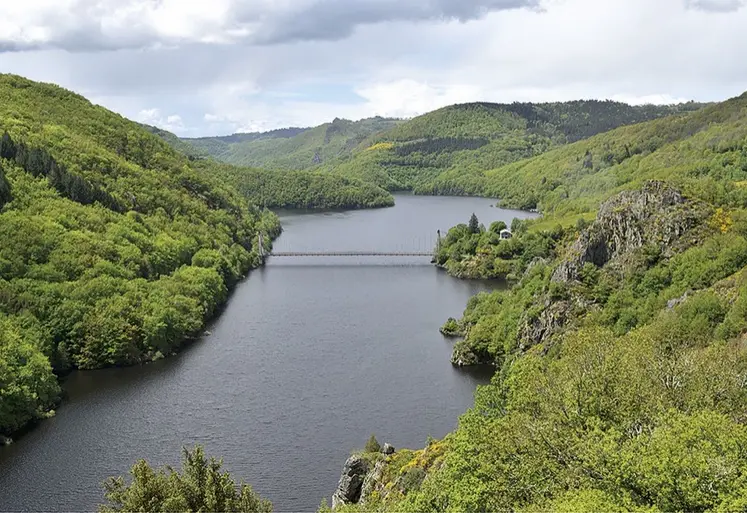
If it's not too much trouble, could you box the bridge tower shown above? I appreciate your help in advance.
[436,229,442,253]
[258,232,266,260]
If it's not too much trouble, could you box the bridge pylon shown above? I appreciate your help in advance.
[258,232,266,260]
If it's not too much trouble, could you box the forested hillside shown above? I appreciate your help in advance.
[0,74,280,437]
[202,161,393,209]
[473,92,747,213]
[331,92,747,512]
[327,100,704,192]
[184,117,401,170]
[151,129,395,210]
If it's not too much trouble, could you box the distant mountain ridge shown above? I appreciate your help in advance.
[182,116,402,170]
[175,100,706,194]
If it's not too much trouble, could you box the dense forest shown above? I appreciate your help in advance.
[330,93,747,512]
[202,161,394,210]
[151,126,396,210]
[341,100,705,194]
[178,100,705,196]
[474,92,747,212]
[0,74,281,437]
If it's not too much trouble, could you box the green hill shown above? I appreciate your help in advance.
[150,125,395,210]
[184,117,402,170]
[0,74,281,436]
[334,92,747,513]
[475,91,747,213]
[328,100,706,192]
[176,101,704,201]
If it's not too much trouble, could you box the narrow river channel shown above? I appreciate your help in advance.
[0,194,535,512]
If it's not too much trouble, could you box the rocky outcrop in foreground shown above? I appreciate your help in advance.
[332,443,398,508]
[332,455,369,508]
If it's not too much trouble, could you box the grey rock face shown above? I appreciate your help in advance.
[667,291,690,310]
[360,459,387,505]
[332,455,369,509]
[553,181,708,283]
[382,443,395,455]
[518,300,572,350]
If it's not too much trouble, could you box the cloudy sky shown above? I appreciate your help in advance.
[0,0,745,136]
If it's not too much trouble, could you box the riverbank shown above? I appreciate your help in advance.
[0,195,512,512]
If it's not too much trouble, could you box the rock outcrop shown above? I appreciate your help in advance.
[518,300,573,350]
[382,443,395,455]
[332,455,369,509]
[450,182,711,365]
[359,459,387,505]
[451,339,488,366]
[553,181,709,283]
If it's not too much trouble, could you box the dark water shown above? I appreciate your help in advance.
[0,195,535,512]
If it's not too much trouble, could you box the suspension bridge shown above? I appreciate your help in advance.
[258,232,442,259]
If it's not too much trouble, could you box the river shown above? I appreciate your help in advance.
[0,194,535,512]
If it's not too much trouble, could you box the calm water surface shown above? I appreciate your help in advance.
[0,195,535,512]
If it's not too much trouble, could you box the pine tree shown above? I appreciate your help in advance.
[468,213,480,234]
[0,132,16,160]
[0,163,11,208]
[365,434,381,453]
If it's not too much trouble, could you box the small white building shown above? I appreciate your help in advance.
[500,229,513,240]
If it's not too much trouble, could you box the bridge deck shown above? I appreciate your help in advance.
[269,251,433,257]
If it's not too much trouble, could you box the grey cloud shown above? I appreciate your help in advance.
[685,0,746,12]
[0,0,540,53]
[245,0,541,45]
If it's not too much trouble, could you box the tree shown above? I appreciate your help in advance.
[101,446,272,513]
[0,163,11,208]
[0,132,16,160]
[468,213,480,234]
[510,218,528,234]
[489,221,507,234]
[365,434,381,453]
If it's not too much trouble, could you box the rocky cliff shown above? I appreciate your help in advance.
[553,181,709,283]
[450,181,712,365]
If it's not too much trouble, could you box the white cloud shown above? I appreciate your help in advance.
[136,108,185,132]
[0,0,539,51]
[354,80,486,118]
[2,0,746,136]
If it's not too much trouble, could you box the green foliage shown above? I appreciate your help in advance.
[440,318,461,337]
[436,214,564,280]
[323,100,703,195]
[175,101,701,200]
[488,220,507,234]
[478,93,747,214]
[0,314,60,435]
[201,161,394,210]
[0,74,281,434]
[183,117,401,170]
[101,446,272,513]
[365,434,381,453]
[468,213,479,234]
[0,160,11,208]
